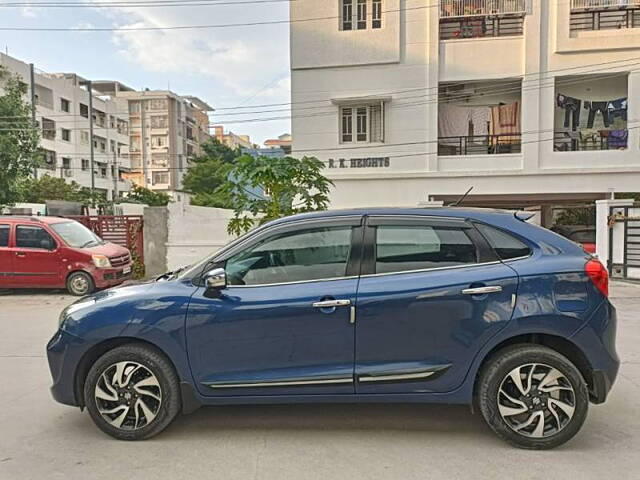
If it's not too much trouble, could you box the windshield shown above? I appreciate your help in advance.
[51,221,103,248]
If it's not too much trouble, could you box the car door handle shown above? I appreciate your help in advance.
[15,252,26,258]
[312,299,352,308]
[461,286,503,295]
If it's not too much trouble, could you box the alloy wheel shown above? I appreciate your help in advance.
[496,363,576,438]
[94,361,162,430]
[70,275,89,295]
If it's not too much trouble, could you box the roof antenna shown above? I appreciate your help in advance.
[449,186,474,207]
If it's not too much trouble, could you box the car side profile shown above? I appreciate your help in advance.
[46,208,618,449]
[0,216,132,296]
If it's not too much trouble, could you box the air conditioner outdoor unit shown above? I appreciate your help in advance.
[64,169,73,177]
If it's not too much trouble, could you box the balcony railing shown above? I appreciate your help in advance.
[440,0,527,18]
[440,14,524,38]
[438,134,522,156]
[571,0,640,10]
[553,130,628,151]
[571,8,639,31]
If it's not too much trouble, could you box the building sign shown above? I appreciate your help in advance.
[327,157,391,169]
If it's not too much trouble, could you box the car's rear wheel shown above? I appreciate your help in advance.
[66,271,95,296]
[84,344,181,440]
[478,344,589,449]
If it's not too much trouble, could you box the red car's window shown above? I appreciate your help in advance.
[0,225,9,247]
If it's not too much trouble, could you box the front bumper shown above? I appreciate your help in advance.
[93,264,132,289]
[46,329,87,407]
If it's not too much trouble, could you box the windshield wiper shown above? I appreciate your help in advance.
[156,265,190,282]
[79,240,97,248]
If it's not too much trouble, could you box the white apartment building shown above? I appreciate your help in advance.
[0,53,131,200]
[93,83,213,193]
[290,0,640,220]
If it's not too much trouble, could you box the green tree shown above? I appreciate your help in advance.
[0,65,41,209]
[124,184,171,207]
[219,155,333,235]
[19,175,82,203]
[181,139,240,208]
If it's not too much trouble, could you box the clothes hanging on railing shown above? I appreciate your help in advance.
[608,98,628,122]
[490,101,520,143]
[438,104,491,137]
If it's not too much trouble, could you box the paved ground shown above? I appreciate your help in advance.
[0,283,639,480]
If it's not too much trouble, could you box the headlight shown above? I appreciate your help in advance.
[92,255,111,268]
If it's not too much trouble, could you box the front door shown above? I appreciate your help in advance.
[0,224,15,287]
[354,216,519,394]
[13,225,62,287]
[186,217,363,397]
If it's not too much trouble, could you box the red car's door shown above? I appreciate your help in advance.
[0,223,16,287]
[13,224,64,288]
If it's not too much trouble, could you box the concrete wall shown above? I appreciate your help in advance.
[164,202,237,271]
[143,207,169,278]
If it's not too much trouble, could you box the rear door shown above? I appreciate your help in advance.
[354,216,519,394]
[0,223,15,287]
[13,224,63,287]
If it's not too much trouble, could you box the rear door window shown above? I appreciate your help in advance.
[475,223,531,260]
[0,225,9,247]
[375,224,478,274]
[15,226,56,250]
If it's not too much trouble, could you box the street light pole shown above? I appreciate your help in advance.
[87,80,95,195]
[29,63,37,180]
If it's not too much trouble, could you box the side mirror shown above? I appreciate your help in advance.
[203,268,227,290]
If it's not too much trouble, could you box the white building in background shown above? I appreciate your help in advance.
[0,52,132,200]
[290,0,640,223]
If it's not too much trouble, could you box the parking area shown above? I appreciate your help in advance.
[0,282,639,480]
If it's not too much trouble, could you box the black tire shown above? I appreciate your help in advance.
[66,271,95,296]
[477,344,589,450]
[84,344,181,440]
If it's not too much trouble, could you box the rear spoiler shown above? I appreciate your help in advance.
[515,211,536,222]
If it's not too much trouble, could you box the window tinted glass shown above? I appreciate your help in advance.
[475,223,531,260]
[226,226,353,286]
[16,226,55,250]
[375,225,478,274]
[0,225,9,247]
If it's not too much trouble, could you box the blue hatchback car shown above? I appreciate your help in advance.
[47,208,618,449]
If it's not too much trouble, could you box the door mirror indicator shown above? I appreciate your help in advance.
[204,268,227,290]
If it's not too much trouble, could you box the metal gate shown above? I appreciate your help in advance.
[608,204,640,281]
[68,215,144,265]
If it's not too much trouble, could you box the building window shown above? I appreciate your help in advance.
[80,103,89,118]
[150,115,168,128]
[150,99,168,110]
[151,135,168,148]
[62,157,71,170]
[60,98,70,113]
[372,0,382,28]
[341,0,353,30]
[152,171,170,185]
[81,159,89,171]
[43,149,56,170]
[61,128,71,142]
[357,0,367,29]
[80,130,89,144]
[340,104,384,143]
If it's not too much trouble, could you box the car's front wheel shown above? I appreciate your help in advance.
[84,344,181,440]
[478,344,589,449]
[66,271,95,296]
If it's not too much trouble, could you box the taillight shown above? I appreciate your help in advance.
[585,258,609,297]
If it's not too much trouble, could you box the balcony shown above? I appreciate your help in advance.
[440,0,526,39]
[570,0,640,32]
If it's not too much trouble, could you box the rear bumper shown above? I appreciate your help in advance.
[571,300,619,404]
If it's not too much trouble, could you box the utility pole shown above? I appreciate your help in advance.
[112,149,118,201]
[29,63,37,180]
[87,80,95,195]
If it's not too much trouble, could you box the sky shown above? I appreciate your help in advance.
[0,0,292,145]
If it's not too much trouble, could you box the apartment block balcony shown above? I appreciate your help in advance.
[440,0,526,39]
[570,0,640,32]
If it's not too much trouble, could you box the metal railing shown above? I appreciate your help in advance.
[440,0,527,18]
[438,134,522,156]
[571,0,640,10]
[571,8,639,31]
[440,14,524,38]
[553,130,628,151]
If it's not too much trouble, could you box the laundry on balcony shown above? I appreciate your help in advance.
[554,92,628,151]
[438,101,521,155]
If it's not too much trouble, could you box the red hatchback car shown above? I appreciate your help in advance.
[0,216,132,296]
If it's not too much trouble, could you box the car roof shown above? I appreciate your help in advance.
[267,207,521,226]
[0,215,74,225]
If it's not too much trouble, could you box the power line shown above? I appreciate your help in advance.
[0,0,290,7]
